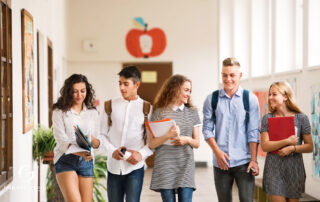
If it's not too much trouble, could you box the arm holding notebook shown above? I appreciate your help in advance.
[171,126,200,148]
[261,132,298,153]
[291,134,313,153]
[149,125,179,149]
[277,131,313,156]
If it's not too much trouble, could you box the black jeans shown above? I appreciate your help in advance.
[214,163,254,202]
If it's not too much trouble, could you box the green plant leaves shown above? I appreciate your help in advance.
[32,125,56,161]
[46,155,108,202]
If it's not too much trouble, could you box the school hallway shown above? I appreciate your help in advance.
[140,167,240,202]
[3,0,320,201]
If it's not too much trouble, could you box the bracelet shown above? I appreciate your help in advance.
[250,159,258,164]
[293,145,296,153]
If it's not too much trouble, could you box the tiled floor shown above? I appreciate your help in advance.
[100,167,241,201]
[141,167,240,202]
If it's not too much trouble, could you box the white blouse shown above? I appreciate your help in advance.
[52,105,101,164]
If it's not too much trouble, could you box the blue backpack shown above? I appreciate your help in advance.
[211,89,250,131]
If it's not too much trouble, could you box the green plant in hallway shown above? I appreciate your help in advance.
[32,125,56,161]
[45,154,108,202]
[46,166,55,202]
[32,125,62,201]
[93,155,108,202]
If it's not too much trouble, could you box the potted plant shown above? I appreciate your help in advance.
[32,125,64,202]
[32,125,56,162]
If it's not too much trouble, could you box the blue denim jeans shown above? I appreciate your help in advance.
[214,163,254,202]
[54,154,93,177]
[160,187,193,202]
[107,166,144,202]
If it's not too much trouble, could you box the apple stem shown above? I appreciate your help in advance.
[144,23,148,32]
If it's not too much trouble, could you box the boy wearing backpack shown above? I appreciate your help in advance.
[100,66,153,202]
[202,58,260,202]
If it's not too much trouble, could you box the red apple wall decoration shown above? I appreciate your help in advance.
[126,17,166,58]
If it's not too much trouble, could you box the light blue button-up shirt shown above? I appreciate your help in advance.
[202,87,260,168]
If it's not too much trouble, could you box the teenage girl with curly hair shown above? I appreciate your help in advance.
[53,74,101,202]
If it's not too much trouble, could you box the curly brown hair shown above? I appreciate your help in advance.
[53,74,96,111]
[153,74,194,110]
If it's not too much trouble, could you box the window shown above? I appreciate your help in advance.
[308,0,320,67]
[273,0,303,72]
[251,0,270,77]
[0,0,13,189]
[218,0,304,78]
[233,0,250,78]
[218,0,233,81]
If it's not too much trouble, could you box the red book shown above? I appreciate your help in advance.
[268,116,295,154]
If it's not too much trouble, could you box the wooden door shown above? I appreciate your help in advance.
[37,31,40,125]
[122,62,172,167]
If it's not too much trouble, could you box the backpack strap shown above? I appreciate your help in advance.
[104,100,112,127]
[211,89,250,131]
[242,89,250,131]
[143,100,151,144]
[211,90,220,124]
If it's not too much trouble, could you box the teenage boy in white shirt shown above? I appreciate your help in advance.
[100,66,153,202]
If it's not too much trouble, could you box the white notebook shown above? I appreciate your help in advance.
[145,118,178,145]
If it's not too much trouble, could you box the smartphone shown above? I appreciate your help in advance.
[120,148,126,156]
[250,167,256,173]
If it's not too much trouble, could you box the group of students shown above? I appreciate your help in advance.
[52,57,313,202]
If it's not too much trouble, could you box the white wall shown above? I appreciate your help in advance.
[240,68,320,199]
[0,0,67,201]
[66,0,219,164]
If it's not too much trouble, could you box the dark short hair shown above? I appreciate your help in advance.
[118,66,141,83]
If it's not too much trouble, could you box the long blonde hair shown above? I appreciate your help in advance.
[268,81,302,113]
[153,74,194,110]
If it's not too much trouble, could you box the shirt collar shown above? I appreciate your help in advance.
[172,104,185,111]
[70,104,87,115]
[220,86,243,98]
[120,95,141,103]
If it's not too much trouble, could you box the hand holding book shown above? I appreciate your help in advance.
[145,118,179,145]
[268,116,296,154]
[286,135,298,145]
[73,125,92,152]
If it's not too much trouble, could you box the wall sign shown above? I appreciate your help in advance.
[141,71,157,83]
